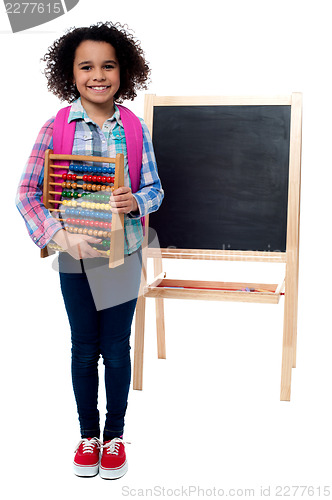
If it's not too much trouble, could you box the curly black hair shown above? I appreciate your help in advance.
[42,22,151,103]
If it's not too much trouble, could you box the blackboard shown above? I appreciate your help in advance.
[150,105,291,252]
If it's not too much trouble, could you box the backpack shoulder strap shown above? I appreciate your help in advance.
[51,106,76,204]
[117,104,145,232]
[53,106,76,160]
[117,104,143,194]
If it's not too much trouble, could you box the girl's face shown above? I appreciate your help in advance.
[72,40,120,113]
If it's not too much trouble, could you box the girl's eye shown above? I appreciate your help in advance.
[80,65,115,70]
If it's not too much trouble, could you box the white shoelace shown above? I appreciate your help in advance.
[75,437,101,454]
[102,437,131,455]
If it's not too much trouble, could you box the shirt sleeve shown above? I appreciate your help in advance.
[129,119,164,219]
[15,117,64,249]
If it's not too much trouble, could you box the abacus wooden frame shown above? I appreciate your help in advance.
[40,150,125,268]
[133,93,302,402]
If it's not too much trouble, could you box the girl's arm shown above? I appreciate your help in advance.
[16,118,102,258]
[129,120,164,217]
[15,117,64,249]
[110,120,164,219]
[109,120,164,216]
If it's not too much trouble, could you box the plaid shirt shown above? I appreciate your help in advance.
[16,98,164,254]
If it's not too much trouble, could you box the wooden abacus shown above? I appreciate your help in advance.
[41,149,125,268]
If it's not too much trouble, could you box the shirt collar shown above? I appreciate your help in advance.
[68,97,122,127]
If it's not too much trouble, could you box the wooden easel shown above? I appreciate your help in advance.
[133,94,302,401]
[40,151,125,268]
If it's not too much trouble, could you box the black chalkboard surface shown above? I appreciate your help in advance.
[150,105,291,252]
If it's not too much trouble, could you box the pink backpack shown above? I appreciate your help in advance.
[52,104,145,230]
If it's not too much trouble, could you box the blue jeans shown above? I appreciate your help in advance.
[59,249,141,441]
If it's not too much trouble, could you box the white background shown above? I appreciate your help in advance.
[1,0,332,498]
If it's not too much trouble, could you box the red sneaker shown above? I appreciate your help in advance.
[99,438,129,479]
[73,438,101,477]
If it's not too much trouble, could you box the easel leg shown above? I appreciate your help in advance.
[133,294,146,390]
[153,258,166,359]
[280,92,302,400]
[280,340,293,402]
[133,217,149,390]
[280,255,299,401]
[292,244,300,368]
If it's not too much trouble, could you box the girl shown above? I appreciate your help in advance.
[16,22,164,479]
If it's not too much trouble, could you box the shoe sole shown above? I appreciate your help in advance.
[99,460,128,480]
[73,462,99,477]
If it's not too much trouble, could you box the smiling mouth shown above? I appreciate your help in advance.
[88,86,110,91]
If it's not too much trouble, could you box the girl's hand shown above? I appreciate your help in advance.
[109,187,138,214]
[52,230,102,259]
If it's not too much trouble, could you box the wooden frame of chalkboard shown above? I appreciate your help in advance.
[133,93,302,402]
